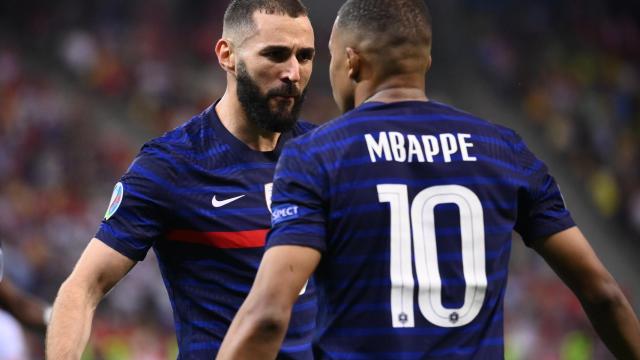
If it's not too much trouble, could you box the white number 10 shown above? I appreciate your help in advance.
[377,184,487,328]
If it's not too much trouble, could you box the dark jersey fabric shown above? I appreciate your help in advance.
[97,104,317,359]
[267,100,574,359]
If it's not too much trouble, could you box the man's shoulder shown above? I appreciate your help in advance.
[287,122,323,148]
[150,112,207,150]
[282,120,318,148]
[288,100,526,156]
[127,110,214,176]
[141,108,225,159]
[291,120,317,136]
[426,100,523,141]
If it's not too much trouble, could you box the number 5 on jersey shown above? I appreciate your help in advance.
[378,184,487,328]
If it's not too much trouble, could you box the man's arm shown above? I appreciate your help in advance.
[533,226,640,359]
[46,238,136,360]
[0,277,50,332]
[217,245,321,360]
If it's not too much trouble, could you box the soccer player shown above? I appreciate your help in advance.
[217,0,640,359]
[46,1,317,359]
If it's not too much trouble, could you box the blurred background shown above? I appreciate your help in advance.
[0,0,638,359]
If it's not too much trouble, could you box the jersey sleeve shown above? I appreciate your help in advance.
[513,137,575,246]
[266,139,327,253]
[95,142,173,261]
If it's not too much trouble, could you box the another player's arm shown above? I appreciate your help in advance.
[217,245,321,360]
[46,238,136,360]
[0,277,50,332]
[533,227,640,359]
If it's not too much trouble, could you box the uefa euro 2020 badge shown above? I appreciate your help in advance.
[105,182,124,220]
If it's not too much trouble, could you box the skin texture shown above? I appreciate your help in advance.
[215,12,315,151]
[45,11,315,360]
[328,19,430,113]
[46,239,135,359]
[220,228,640,359]
[533,227,640,359]
[216,246,320,359]
[218,16,640,360]
[217,17,435,359]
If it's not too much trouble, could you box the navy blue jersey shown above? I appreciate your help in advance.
[267,100,575,359]
[96,103,317,359]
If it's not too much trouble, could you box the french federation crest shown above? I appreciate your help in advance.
[264,183,273,213]
[104,182,124,220]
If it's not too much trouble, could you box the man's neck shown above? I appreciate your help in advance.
[363,87,428,104]
[355,74,428,107]
[215,91,281,152]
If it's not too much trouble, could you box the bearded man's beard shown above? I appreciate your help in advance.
[236,61,307,133]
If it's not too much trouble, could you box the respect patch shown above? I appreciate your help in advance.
[271,204,300,225]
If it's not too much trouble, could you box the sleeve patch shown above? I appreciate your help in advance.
[104,182,124,220]
[271,204,300,225]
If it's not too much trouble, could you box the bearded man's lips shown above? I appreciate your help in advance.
[273,95,295,101]
[268,87,301,100]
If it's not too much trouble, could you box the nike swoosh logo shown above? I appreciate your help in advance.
[212,194,245,208]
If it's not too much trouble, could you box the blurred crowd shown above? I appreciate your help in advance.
[0,1,227,358]
[467,1,639,358]
[468,0,640,236]
[0,0,636,359]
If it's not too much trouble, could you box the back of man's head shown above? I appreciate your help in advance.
[223,0,308,44]
[336,0,431,76]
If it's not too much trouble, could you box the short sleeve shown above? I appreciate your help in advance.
[266,140,327,253]
[513,139,575,245]
[95,143,173,261]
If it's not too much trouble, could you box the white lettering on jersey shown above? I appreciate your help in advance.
[458,133,477,162]
[365,132,477,164]
[421,135,439,162]
[272,205,299,222]
[389,132,407,162]
[407,135,425,163]
[440,133,458,163]
[365,133,392,162]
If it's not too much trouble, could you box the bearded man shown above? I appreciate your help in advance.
[46,1,317,359]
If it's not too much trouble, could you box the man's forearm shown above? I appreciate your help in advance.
[217,303,290,359]
[46,280,99,360]
[580,287,640,359]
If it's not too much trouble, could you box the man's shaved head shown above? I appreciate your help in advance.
[336,0,431,47]
[223,0,309,44]
[335,0,432,76]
